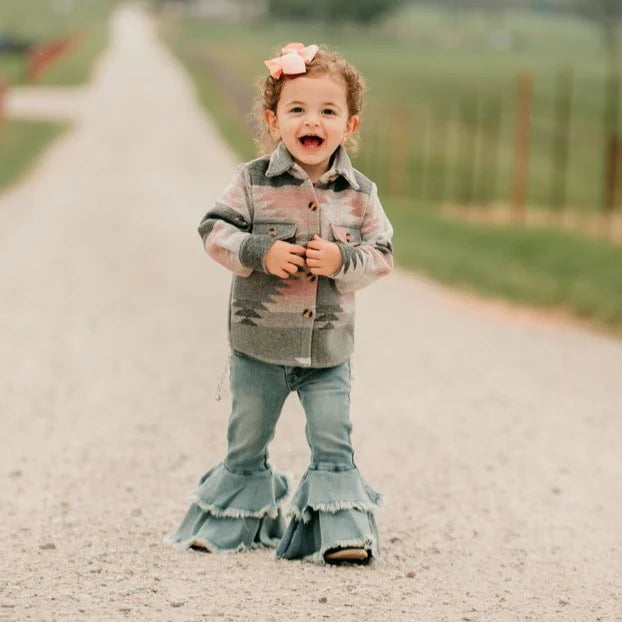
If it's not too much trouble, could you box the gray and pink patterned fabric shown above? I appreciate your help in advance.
[198,142,394,368]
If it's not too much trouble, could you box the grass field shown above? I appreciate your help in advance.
[159,4,622,213]
[0,0,116,192]
[0,0,116,86]
[158,5,622,333]
[391,199,622,333]
[0,119,66,190]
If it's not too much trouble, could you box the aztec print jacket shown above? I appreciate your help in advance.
[198,141,394,368]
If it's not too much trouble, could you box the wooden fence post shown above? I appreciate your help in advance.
[458,96,477,207]
[359,111,374,175]
[0,80,8,123]
[420,108,431,202]
[616,143,622,207]
[363,116,379,186]
[430,112,448,204]
[512,71,532,225]
[406,111,421,199]
[369,117,389,195]
[388,107,411,197]
[602,71,621,216]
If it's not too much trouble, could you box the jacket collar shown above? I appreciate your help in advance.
[265,141,359,190]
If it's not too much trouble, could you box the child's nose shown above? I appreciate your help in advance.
[304,112,320,126]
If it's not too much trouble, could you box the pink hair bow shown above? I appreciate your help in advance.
[264,42,319,79]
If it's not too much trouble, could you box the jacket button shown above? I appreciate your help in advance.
[308,201,317,211]
[308,274,316,282]
[268,227,277,236]
[345,233,352,242]
[302,309,313,319]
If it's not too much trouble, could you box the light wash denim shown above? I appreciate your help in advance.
[165,350,382,564]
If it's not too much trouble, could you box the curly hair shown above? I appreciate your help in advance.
[250,45,367,156]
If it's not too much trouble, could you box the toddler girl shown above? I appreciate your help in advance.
[165,42,394,565]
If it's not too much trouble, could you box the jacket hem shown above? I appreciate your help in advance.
[230,346,352,369]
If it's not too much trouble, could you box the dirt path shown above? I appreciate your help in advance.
[1,5,621,621]
[5,85,87,122]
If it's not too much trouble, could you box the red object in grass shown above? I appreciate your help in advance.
[0,80,8,120]
[26,31,85,81]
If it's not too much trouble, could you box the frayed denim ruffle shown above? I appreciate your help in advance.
[164,462,291,552]
[275,467,382,564]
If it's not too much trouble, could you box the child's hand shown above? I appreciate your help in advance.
[305,234,343,276]
[264,241,307,278]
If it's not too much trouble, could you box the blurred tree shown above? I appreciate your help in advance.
[267,0,403,24]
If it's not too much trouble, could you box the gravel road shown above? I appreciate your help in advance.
[1,5,621,621]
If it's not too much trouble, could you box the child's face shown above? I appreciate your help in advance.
[264,73,359,181]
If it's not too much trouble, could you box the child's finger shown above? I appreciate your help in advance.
[306,257,320,267]
[305,248,320,258]
[288,254,306,267]
[306,239,323,250]
[283,262,299,274]
[289,244,307,255]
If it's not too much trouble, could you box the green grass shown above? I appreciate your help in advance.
[34,25,110,86]
[158,4,622,213]
[0,0,116,85]
[0,0,115,194]
[389,199,622,333]
[0,120,66,189]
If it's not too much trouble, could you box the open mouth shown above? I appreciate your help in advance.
[298,135,324,150]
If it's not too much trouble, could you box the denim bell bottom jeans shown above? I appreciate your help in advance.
[165,350,383,564]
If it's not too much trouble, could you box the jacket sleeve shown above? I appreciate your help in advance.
[330,182,394,294]
[197,164,279,277]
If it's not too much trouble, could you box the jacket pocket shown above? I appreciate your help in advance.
[330,223,362,245]
[253,220,298,242]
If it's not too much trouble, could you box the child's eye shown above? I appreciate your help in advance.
[290,107,303,113]
[323,109,336,115]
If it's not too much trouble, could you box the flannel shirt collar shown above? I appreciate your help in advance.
[265,141,359,190]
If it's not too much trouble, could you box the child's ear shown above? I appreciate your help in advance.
[343,115,360,142]
[264,109,280,139]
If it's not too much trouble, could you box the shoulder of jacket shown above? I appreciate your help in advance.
[351,167,375,197]
[237,155,271,184]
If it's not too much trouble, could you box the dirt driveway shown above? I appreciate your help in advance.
[1,5,620,621]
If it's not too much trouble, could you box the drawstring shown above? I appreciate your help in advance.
[215,355,229,401]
